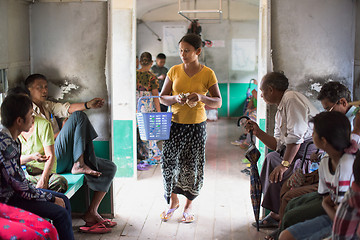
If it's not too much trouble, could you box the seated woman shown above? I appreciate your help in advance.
[136,52,162,164]
[25,74,117,228]
[0,202,59,240]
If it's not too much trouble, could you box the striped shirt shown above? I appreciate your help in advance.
[332,182,360,239]
[318,153,354,203]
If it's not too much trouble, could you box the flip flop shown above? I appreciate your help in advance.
[137,162,150,171]
[79,222,111,234]
[181,212,195,223]
[146,158,158,165]
[160,203,179,221]
[103,219,117,228]
[252,214,279,229]
[85,219,117,228]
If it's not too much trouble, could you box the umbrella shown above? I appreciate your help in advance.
[238,116,262,231]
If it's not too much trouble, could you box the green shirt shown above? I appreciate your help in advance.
[19,116,56,174]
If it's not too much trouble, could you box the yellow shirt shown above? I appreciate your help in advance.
[19,116,56,174]
[168,64,218,124]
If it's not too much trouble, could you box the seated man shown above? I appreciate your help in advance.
[20,115,68,193]
[25,73,117,228]
[245,72,318,228]
[0,94,74,240]
[8,87,68,193]
[318,81,360,141]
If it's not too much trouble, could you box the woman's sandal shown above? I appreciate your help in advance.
[181,212,195,223]
[137,162,150,171]
[160,203,179,221]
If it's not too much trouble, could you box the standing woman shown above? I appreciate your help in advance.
[136,52,162,162]
[159,34,222,223]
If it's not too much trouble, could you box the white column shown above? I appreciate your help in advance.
[257,0,272,159]
[109,0,137,179]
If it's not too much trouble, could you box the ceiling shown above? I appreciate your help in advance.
[137,0,259,22]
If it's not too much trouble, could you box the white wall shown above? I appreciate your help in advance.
[137,20,259,84]
[271,0,355,109]
[0,0,31,86]
[30,2,109,139]
[265,0,356,134]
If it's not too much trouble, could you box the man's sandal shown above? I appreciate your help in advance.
[181,212,195,223]
[85,219,117,228]
[252,214,279,229]
[79,222,111,234]
[160,203,179,221]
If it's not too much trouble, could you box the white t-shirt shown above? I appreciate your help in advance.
[318,153,355,203]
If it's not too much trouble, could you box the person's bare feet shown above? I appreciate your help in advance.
[71,161,101,177]
[83,211,104,225]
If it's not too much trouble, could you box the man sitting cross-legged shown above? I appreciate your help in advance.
[25,74,117,229]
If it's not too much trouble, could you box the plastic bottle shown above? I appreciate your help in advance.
[21,165,29,177]
[309,162,319,172]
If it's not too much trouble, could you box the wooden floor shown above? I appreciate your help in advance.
[73,118,271,240]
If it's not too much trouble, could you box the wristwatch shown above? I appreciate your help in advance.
[281,160,290,168]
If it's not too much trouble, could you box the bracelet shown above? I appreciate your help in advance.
[85,102,90,109]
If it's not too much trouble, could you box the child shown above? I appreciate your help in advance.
[0,94,74,240]
[279,111,356,240]
[151,53,168,112]
[332,151,360,239]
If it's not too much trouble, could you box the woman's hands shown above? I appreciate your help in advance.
[176,92,202,107]
[322,195,338,220]
[175,94,187,105]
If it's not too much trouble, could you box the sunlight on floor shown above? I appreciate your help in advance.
[73,119,272,240]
